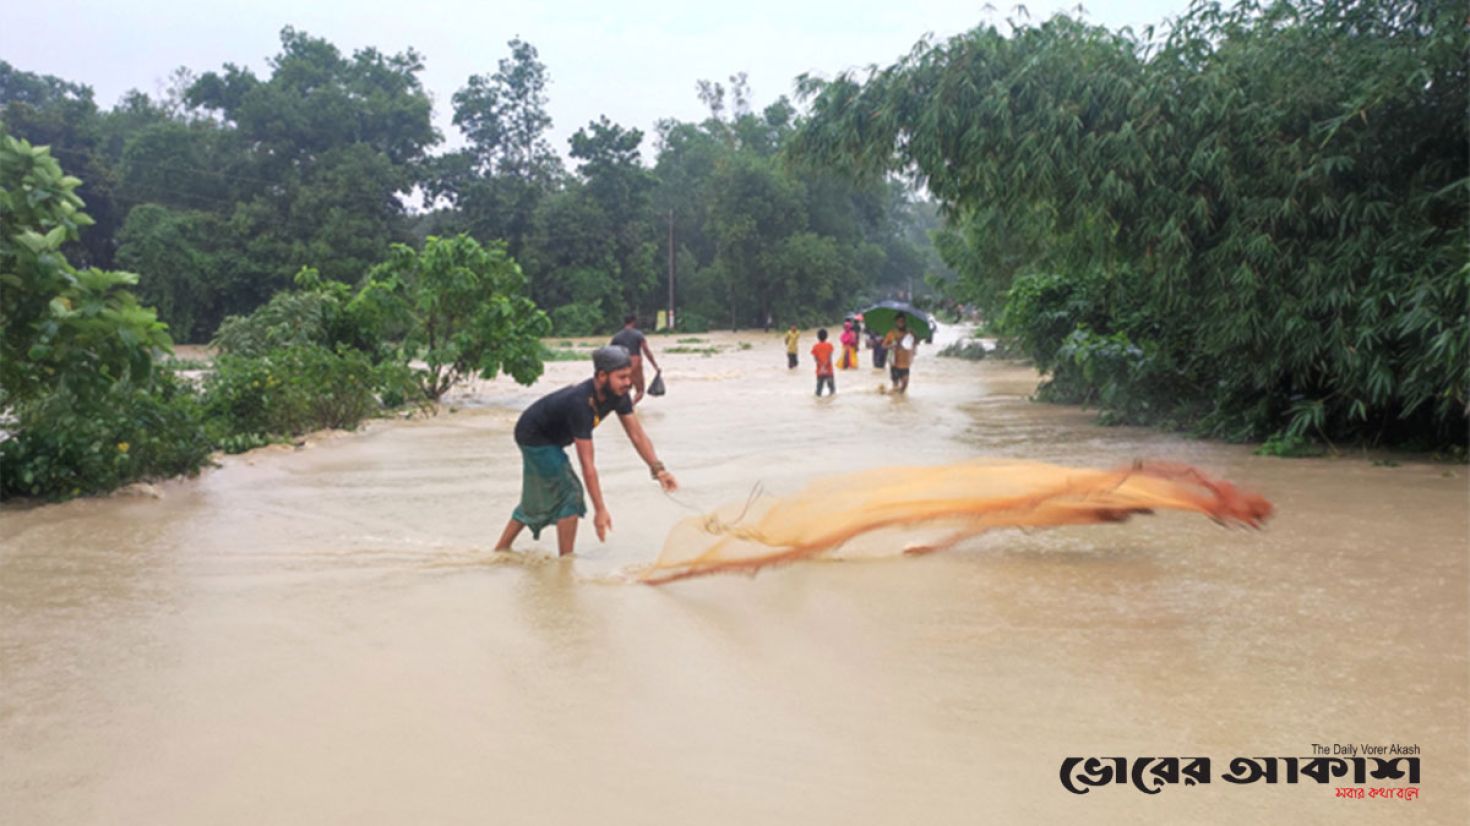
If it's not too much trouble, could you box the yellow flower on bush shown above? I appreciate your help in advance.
[116,442,130,453]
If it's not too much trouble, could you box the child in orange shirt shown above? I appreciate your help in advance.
[811,328,836,396]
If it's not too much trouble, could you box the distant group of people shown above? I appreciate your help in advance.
[786,314,918,397]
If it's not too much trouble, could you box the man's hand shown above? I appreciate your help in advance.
[594,508,612,541]
[655,470,678,492]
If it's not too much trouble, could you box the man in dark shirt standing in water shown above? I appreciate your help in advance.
[494,345,678,556]
[609,314,661,405]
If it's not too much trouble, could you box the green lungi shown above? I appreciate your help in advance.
[512,444,587,538]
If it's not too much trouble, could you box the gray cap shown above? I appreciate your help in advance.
[592,344,632,373]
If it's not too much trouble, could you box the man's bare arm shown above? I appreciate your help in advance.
[574,438,612,540]
[618,413,677,491]
[641,339,660,373]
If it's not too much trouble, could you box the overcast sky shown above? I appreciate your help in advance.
[3,0,1193,158]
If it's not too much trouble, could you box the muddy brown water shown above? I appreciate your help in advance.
[3,328,1465,824]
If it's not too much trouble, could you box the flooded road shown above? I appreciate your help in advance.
[3,328,1466,824]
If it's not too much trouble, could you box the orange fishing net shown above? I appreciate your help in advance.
[641,459,1272,585]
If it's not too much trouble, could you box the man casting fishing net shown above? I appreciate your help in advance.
[494,345,678,556]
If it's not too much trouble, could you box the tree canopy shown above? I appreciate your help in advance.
[791,0,1467,447]
[3,32,944,347]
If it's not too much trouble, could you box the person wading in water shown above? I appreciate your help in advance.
[494,346,678,556]
[882,313,918,394]
[610,314,662,405]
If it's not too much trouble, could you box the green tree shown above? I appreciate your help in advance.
[182,27,438,300]
[0,132,212,500]
[351,234,550,400]
[114,204,227,342]
[431,39,563,258]
[570,116,659,313]
[0,133,170,404]
[520,187,618,316]
[707,152,806,327]
[645,78,939,330]
[0,61,122,269]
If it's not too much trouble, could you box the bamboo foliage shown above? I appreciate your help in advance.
[791,0,1467,446]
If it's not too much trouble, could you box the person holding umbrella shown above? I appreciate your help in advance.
[881,312,918,393]
[863,301,932,394]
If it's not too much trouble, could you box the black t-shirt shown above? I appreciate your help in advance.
[610,327,646,356]
[514,378,634,447]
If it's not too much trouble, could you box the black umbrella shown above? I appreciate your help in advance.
[860,300,934,341]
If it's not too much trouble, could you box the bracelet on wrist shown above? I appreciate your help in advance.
[650,462,666,479]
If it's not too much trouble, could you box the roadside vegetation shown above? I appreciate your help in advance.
[793,0,1466,452]
[0,136,547,499]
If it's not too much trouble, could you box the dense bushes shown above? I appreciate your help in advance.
[550,302,606,337]
[203,346,380,443]
[211,290,342,357]
[671,310,711,334]
[0,372,213,498]
[0,343,404,496]
[211,267,382,358]
[998,271,1110,370]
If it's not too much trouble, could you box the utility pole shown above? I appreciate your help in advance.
[667,210,676,331]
